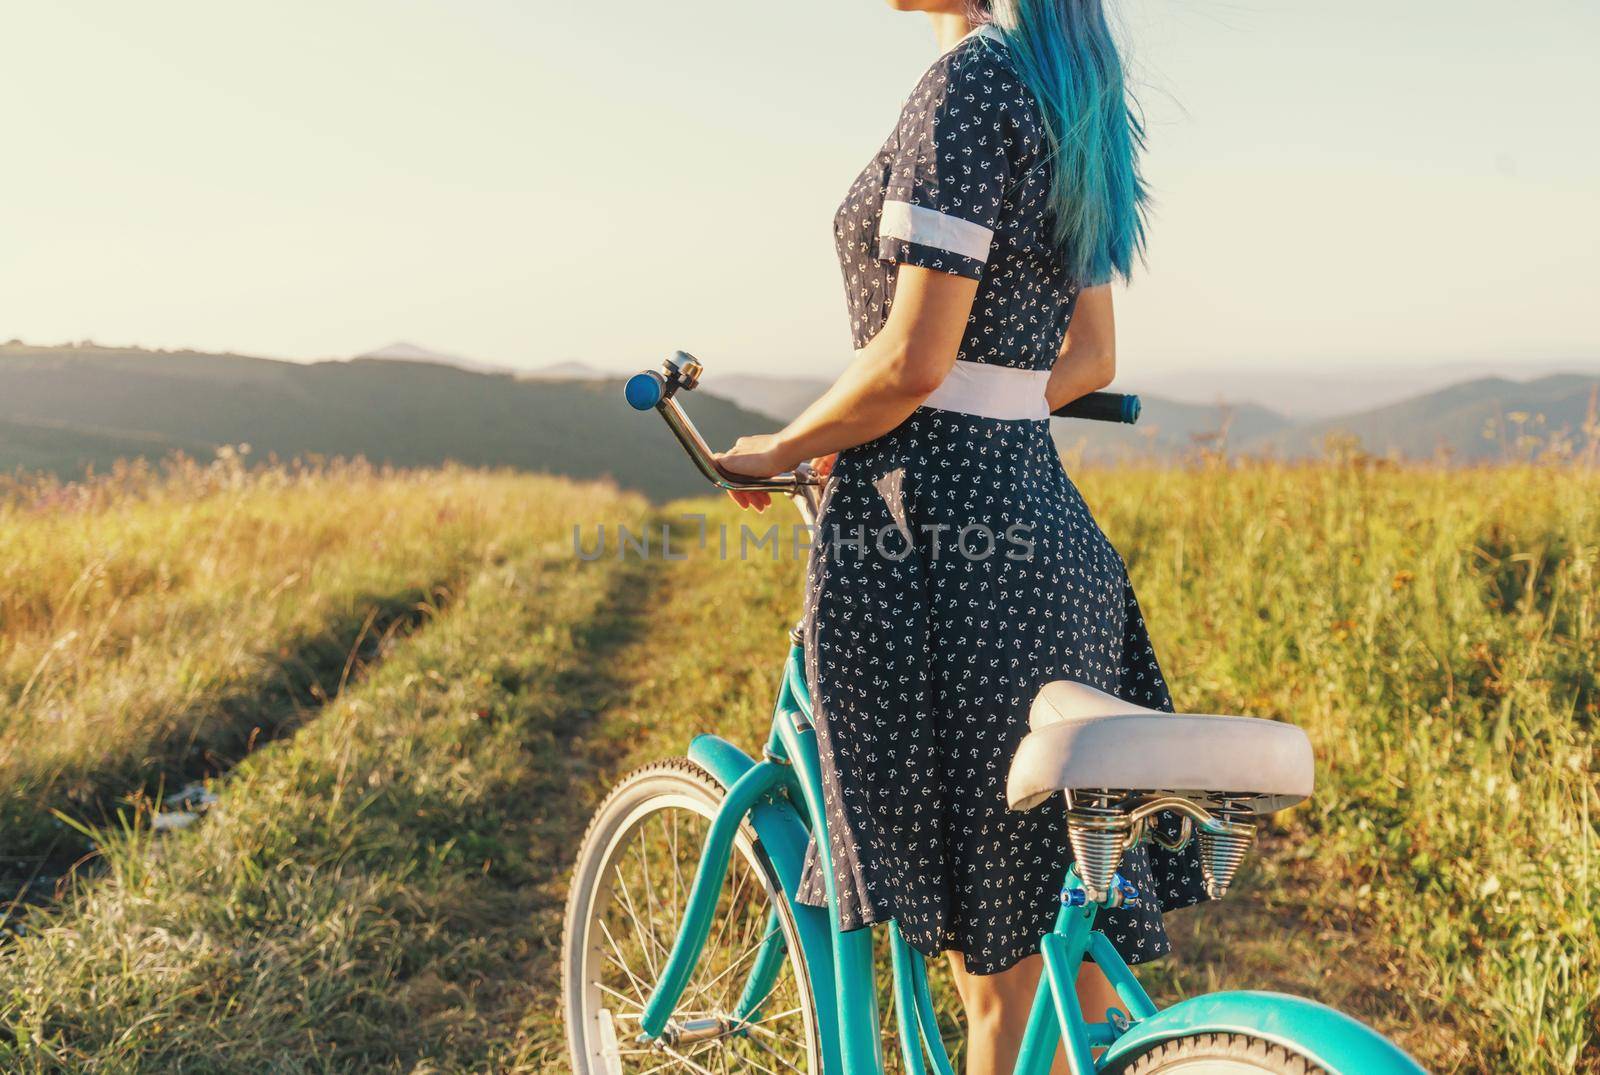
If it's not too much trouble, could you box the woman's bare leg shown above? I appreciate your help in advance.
[944,952,1124,1075]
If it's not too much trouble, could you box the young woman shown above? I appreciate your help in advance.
[715,2,1207,1071]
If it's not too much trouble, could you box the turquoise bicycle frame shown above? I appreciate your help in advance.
[637,641,1424,1075]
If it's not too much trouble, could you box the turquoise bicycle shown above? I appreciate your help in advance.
[562,354,1425,1075]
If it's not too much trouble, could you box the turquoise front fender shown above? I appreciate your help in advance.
[1099,991,1426,1075]
[686,734,843,1075]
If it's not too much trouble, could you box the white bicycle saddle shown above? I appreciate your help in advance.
[1007,680,1315,813]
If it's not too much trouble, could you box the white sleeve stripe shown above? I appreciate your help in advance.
[878,200,994,264]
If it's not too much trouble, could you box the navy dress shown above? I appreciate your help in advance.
[792,25,1208,975]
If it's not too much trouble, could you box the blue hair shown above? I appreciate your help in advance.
[983,0,1148,285]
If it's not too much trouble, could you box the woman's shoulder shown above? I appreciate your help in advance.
[901,31,1042,148]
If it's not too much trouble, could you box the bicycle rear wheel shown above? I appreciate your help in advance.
[563,758,821,1074]
[1111,1031,1329,1074]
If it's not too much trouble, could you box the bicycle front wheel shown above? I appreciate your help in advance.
[563,758,821,1074]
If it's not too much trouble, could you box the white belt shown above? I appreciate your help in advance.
[922,360,1050,421]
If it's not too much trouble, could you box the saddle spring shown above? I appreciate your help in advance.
[1064,790,1260,903]
[1064,792,1131,903]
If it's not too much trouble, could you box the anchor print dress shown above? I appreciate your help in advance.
[792,25,1209,974]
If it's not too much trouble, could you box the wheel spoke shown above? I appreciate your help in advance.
[597,916,652,1004]
[738,1006,805,1029]
[742,1029,807,1074]
[693,858,750,1008]
[718,1043,783,1075]
[632,1059,681,1075]
[669,809,684,937]
[731,973,786,1035]
[742,1018,810,1056]
[720,871,769,1011]
[655,1043,719,1075]
[697,908,784,1004]
[593,979,644,1012]
[636,819,667,976]
[613,859,665,980]
[694,922,782,1005]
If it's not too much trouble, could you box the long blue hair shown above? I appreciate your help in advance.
[978,0,1148,285]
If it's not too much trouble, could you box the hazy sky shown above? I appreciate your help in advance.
[4,0,1597,381]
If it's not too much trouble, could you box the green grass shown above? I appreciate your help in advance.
[0,461,1592,1072]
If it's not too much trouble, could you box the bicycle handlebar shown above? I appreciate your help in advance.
[624,351,1141,498]
[625,353,818,495]
[1052,390,1142,424]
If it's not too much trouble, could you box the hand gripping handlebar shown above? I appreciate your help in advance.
[624,352,821,495]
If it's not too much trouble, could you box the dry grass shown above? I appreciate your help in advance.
[0,456,573,868]
[1099,462,1598,1073]
[0,459,1592,1072]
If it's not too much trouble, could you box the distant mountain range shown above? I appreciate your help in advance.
[356,341,517,376]
[1,343,1594,497]
[520,360,609,380]
[1120,360,1595,421]
[1050,373,1600,462]
[0,342,776,499]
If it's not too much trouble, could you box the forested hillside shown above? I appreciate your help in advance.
[0,342,776,499]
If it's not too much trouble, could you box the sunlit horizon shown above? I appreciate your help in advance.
[4,0,1597,384]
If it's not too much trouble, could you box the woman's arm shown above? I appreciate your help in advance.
[1045,285,1117,411]
[714,266,979,508]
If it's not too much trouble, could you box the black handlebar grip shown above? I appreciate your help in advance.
[1050,391,1141,424]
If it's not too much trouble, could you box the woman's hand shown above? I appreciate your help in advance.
[714,434,800,512]
[717,449,838,512]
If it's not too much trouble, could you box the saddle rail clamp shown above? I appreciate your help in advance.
[560,350,1427,1075]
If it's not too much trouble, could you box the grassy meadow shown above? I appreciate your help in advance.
[0,455,1592,1072]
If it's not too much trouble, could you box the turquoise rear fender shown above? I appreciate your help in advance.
[1099,991,1426,1075]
